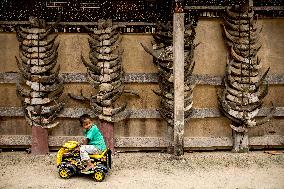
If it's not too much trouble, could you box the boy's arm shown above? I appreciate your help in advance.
[75,138,89,151]
[81,138,90,145]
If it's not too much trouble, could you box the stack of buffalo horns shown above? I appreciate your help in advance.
[219,5,273,130]
[16,16,64,128]
[141,21,197,127]
[82,19,126,122]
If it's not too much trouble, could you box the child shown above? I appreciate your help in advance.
[79,114,106,172]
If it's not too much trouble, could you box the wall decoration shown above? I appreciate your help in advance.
[219,2,274,152]
[16,16,64,128]
[141,19,197,153]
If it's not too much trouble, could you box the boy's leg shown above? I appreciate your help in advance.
[80,145,100,171]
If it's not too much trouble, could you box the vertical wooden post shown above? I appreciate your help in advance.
[31,127,49,154]
[232,0,252,153]
[237,0,253,11]
[100,121,114,152]
[249,0,253,7]
[173,2,185,156]
[167,126,174,154]
[232,130,249,153]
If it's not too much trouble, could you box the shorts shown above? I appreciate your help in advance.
[80,145,100,161]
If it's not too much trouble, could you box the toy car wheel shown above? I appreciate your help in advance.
[59,167,72,179]
[93,169,105,182]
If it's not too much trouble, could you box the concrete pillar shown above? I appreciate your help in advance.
[173,9,185,156]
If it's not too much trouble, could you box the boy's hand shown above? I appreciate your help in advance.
[81,138,88,145]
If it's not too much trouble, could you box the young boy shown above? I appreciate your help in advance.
[79,114,106,172]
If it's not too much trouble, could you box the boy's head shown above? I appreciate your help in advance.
[79,114,92,130]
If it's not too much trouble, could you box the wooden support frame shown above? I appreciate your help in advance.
[173,11,185,156]
[0,21,155,27]
[0,135,283,149]
[184,6,284,11]
[0,107,283,118]
[1,72,284,85]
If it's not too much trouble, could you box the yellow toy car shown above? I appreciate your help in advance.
[56,141,111,182]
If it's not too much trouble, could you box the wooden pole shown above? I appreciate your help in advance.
[232,130,249,152]
[249,0,253,7]
[100,121,114,152]
[232,0,253,153]
[31,127,49,154]
[173,2,185,156]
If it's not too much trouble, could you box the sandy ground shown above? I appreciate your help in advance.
[0,151,283,189]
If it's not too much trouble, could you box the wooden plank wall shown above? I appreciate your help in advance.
[0,18,283,150]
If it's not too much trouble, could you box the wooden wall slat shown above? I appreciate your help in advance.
[1,73,284,84]
[0,135,283,148]
[0,107,283,118]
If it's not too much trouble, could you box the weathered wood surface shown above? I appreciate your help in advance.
[184,6,284,11]
[0,107,283,118]
[1,135,283,148]
[1,72,284,84]
[31,127,49,154]
[100,121,115,152]
[0,21,155,26]
[232,131,249,153]
[173,12,185,156]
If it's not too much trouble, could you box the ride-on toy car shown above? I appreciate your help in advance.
[56,141,111,182]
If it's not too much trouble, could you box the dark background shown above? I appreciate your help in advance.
[0,0,283,22]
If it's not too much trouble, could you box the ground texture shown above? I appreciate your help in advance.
[0,151,283,189]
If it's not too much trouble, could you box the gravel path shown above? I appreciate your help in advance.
[0,151,283,189]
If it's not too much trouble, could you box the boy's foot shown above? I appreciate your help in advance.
[81,169,94,174]
[81,162,95,172]
[81,165,95,174]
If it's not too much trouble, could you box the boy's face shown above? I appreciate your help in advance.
[82,119,92,130]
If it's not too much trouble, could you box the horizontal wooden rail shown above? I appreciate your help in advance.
[1,73,284,85]
[0,107,283,118]
[0,21,155,26]
[0,135,283,149]
[185,6,284,11]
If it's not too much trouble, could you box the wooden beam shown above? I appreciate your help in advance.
[0,107,283,118]
[1,135,283,149]
[123,73,159,83]
[185,6,226,10]
[173,12,185,156]
[1,73,283,85]
[249,0,254,7]
[184,6,284,11]
[253,6,284,11]
[0,21,155,27]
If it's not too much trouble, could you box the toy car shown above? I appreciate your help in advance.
[56,141,111,182]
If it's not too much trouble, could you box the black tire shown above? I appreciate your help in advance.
[58,167,73,179]
[93,169,105,182]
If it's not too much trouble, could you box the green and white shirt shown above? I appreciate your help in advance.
[84,124,106,151]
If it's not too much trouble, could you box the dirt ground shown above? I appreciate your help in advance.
[0,150,283,189]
